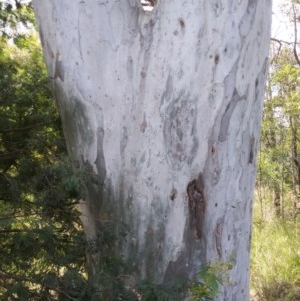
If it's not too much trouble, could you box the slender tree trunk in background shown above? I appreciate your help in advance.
[264,87,282,216]
[33,0,272,299]
[274,188,281,217]
[290,117,300,218]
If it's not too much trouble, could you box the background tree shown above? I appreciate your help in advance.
[33,1,272,300]
[251,2,300,299]
[257,1,300,220]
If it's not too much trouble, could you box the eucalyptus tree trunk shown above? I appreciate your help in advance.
[33,0,272,299]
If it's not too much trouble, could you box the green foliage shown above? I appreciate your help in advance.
[253,33,300,298]
[0,13,92,300]
[189,264,224,301]
[258,45,300,218]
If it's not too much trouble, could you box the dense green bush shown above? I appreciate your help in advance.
[0,13,91,299]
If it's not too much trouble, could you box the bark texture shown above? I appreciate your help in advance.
[33,0,272,299]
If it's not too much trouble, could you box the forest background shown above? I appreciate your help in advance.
[0,1,299,301]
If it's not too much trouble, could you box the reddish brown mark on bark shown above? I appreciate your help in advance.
[187,173,206,239]
[179,18,185,28]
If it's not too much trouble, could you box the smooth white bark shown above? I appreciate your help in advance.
[33,0,272,299]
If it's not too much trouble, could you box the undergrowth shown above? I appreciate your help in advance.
[251,199,300,301]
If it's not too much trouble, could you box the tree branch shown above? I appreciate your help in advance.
[271,37,295,46]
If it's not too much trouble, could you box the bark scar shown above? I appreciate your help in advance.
[214,220,223,259]
[187,172,206,239]
[248,136,255,164]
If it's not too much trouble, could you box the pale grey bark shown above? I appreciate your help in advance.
[33,0,272,299]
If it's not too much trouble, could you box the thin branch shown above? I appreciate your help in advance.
[0,212,40,221]
[0,269,78,301]
[1,123,43,133]
[271,37,295,46]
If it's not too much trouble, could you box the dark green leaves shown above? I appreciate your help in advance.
[0,7,89,300]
